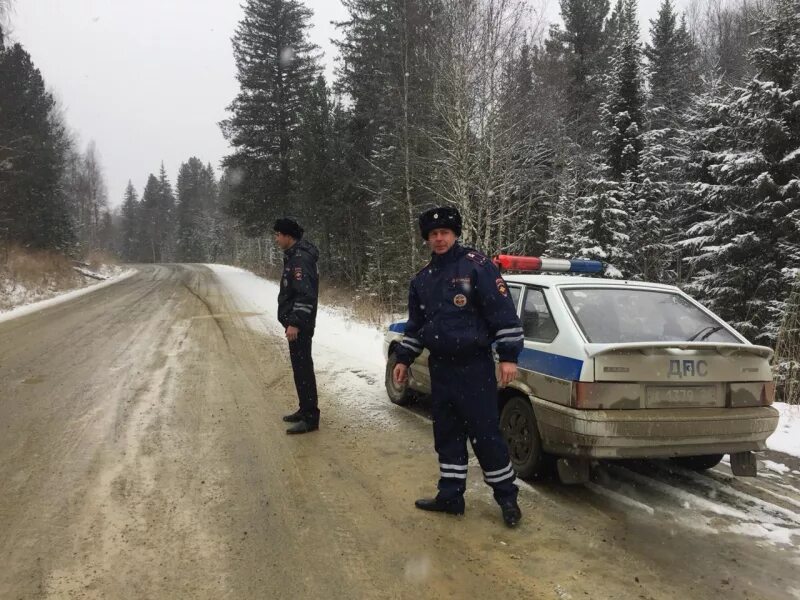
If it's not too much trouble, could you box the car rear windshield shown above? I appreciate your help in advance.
[561,287,742,344]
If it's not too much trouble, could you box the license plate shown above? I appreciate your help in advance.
[646,386,719,408]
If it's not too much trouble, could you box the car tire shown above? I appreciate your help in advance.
[500,396,553,480]
[671,454,724,472]
[385,351,416,406]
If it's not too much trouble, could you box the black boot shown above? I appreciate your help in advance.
[414,497,465,515]
[500,500,522,528]
[282,410,303,423]
[286,419,319,434]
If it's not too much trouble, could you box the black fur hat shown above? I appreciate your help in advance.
[273,217,304,240]
[418,206,462,240]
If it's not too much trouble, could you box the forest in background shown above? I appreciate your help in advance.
[2,0,800,369]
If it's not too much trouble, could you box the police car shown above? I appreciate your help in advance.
[384,255,780,484]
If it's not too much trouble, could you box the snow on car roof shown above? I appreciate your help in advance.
[503,274,680,291]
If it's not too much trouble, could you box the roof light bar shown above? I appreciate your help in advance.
[493,255,604,274]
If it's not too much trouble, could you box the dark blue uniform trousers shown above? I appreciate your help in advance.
[288,332,319,424]
[429,353,518,505]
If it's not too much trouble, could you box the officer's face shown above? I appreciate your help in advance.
[427,228,457,255]
[274,232,295,250]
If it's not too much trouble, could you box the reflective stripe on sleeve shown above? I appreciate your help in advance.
[399,341,422,354]
[496,334,524,343]
[495,327,523,337]
[402,336,422,349]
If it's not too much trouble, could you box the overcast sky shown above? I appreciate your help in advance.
[10,0,686,208]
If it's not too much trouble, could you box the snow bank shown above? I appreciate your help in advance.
[768,403,800,459]
[209,265,800,459]
[207,264,404,429]
[0,268,136,324]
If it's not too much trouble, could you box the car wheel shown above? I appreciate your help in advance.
[671,454,724,471]
[385,351,416,406]
[500,396,553,479]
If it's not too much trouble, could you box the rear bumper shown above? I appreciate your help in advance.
[533,399,780,459]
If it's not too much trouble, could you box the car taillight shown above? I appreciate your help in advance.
[572,382,606,409]
[571,382,641,409]
[760,382,775,406]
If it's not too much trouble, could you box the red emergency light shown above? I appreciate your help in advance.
[493,255,604,274]
[494,255,543,271]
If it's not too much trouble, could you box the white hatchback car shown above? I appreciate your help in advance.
[384,256,779,484]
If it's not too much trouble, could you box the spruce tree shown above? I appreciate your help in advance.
[139,174,163,263]
[335,0,439,299]
[550,0,612,145]
[573,0,643,273]
[176,158,218,262]
[680,0,800,344]
[0,28,73,250]
[156,164,176,261]
[645,1,698,129]
[221,0,319,235]
[120,181,140,262]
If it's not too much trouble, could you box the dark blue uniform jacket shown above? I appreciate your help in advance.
[395,244,523,365]
[278,239,319,334]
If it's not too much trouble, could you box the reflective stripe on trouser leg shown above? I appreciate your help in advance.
[430,359,469,502]
[448,353,518,504]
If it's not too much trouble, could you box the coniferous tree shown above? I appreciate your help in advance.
[573,0,643,273]
[139,174,162,263]
[0,27,73,250]
[221,0,320,235]
[294,76,336,245]
[646,1,699,129]
[335,0,439,297]
[680,0,800,344]
[548,0,612,145]
[156,164,176,261]
[176,157,216,262]
[119,181,140,262]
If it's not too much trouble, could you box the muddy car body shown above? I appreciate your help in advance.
[384,263,779,483]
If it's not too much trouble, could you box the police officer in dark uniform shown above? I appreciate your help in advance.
[273,218,320,434]
[393,207,524,527]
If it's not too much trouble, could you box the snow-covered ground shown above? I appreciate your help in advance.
[1,262,797,552]
[0,266,136,324]
[210,264,800,551]
[209,264,800,459]
[207,264,401,429]
[769,402,800,458]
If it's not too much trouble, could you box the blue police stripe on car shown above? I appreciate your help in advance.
[517,348,584,380]
[391,321,582,380]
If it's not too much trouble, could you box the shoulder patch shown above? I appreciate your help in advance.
[464,250,488,266]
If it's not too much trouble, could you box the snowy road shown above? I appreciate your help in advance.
[0,264,798,600]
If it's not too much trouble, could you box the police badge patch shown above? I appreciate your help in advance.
[496,278,508,297]
[453,294,467,307]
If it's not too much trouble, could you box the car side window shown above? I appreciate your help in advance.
[522,287,558,343]
[508,285,522,313]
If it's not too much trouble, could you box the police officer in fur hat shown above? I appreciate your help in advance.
[393,206,524,527]
[273,218,321,434]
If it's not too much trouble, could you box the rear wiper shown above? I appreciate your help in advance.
[687,325,723,342]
